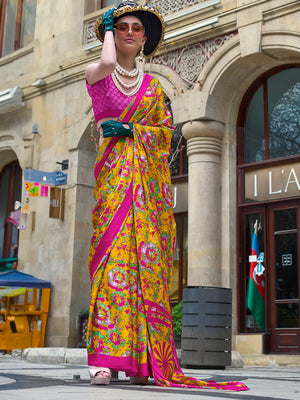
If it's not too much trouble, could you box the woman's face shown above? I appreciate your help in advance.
[114,15,147,55]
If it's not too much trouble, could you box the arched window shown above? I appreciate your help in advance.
[237,65,300,339]
[238,66,300,164]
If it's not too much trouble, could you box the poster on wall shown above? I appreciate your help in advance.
[24,182,49,197]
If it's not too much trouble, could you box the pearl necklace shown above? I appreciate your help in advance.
[112,67,143,96]
[115,62,139,77]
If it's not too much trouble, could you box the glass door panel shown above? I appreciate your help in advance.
[270,205,300,353]
[275,232,298,301]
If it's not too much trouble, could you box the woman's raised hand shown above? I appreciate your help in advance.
[102,8,115,34]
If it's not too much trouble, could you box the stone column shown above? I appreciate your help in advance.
[182,120,224,287]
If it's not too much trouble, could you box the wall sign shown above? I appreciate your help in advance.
[245,162,300,202]
[49,188,65,220]
[24,168,67,186]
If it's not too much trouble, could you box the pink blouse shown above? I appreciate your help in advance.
[86,75,136,122]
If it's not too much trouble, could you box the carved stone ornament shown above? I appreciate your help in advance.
[151,33,236,86]
[150,0,205,16]
[85,20,97,44]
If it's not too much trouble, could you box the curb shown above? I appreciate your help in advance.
[12,348,244,368]
[12,348,88,365]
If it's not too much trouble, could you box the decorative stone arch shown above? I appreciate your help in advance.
[0,134,28,171]
[199,29,300,124]
[67,107,93,152]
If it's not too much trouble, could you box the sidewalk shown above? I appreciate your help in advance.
[1,350,300,400]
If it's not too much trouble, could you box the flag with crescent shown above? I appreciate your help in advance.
[247,220,265,331]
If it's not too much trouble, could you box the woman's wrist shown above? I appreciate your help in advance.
[102,8,115,33]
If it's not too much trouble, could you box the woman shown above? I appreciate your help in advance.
[85,0,248,391]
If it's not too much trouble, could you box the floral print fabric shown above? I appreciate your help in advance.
[87,76,248,391]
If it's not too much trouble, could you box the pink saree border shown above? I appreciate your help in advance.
[89,180,133,279]
[88,353,151,377]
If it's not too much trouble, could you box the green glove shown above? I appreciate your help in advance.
[102,8,115,33]
[101,121,133,138]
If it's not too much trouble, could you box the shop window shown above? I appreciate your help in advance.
[170,213,188,303]
[238,211,265,333]
[165,96,188,303]
[0,0,36,58]
[84,0,114,15]
[237,65,300,334]
[0,161,22,259]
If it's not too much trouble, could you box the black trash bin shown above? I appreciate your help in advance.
[181,286,232,368]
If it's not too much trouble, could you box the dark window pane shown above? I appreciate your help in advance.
[268,68,300,159]
[170,214,188,302]
[2,0,18,57]
[168,128,187,177]
[0,161,22,258]
[0,168,10,259]
[171,215,181,301]
[275,208,297,231]
[20,0,36,48]
[183,215,188,287]
[103,0,115,7]
[277,304,299,328]
[182,138,188,175]
[245,86,265,163]
[275,232,298,300]
[84,0,103,15]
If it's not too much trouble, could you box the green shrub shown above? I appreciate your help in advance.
[172,301,182,336]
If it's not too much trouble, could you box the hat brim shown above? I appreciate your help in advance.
[95,5,165,58]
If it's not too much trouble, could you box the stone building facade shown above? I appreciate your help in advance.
[0,0,299,355]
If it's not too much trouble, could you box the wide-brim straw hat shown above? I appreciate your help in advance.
[95,1,165,58]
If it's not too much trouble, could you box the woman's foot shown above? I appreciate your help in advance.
[130,376,148,385]
[89,367,111,385]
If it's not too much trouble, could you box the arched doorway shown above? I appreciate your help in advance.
[0,160,22,259]
[237,65,300,353]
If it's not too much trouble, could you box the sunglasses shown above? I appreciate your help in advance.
[114,22,145,36]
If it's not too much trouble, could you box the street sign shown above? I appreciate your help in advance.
[54,171,67,186]
[24,169,67,186]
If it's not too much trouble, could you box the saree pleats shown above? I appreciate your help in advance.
[87,76,248,391]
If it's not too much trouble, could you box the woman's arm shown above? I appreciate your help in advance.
[85,9,116,85]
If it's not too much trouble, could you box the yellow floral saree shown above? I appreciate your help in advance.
[87,74,248,391]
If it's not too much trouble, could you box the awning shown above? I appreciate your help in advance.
[0,86,24,114]
[0,270,51,289]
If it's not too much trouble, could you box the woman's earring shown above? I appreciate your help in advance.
[138,44,144,63]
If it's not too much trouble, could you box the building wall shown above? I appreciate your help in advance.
[0,0,299,349]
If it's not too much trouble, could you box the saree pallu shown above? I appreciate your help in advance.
[87,74,248,391]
